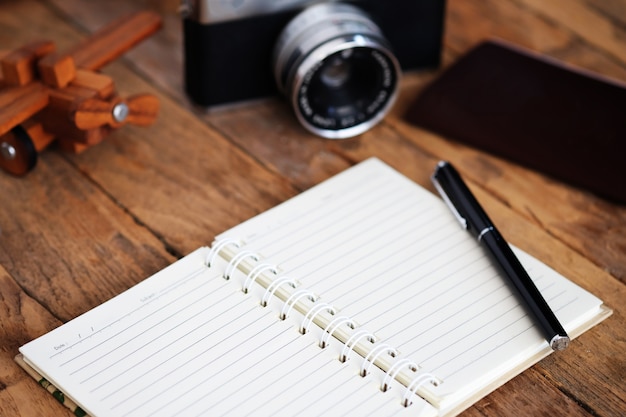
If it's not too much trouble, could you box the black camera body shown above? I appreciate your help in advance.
[182,0,446,108]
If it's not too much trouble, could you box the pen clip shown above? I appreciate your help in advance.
[431,168,468,230]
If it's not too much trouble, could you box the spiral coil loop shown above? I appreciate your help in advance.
[402,373,438,407]
[205,238,241,267]
[280,289,317,320]
[223,250,259,280]
[320,316,355,348]
[381,358,418,392]
[242,263,278,293]
[261,276,297,307]
[340,329,376,362]
[300,303,336,334]
[360,343,397,377]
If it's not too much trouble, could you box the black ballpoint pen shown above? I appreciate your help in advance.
[431,161,570,351]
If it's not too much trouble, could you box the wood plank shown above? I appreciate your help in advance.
[471,368,592,416]
[66,62,300,254]
[0,149,176,321]
[443,0,626,81]
[0,266,73,417]
[517,0,626,66]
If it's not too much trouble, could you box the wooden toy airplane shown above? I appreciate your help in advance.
[0,11,162,176]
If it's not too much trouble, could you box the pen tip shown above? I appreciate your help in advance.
[550,335,570,351]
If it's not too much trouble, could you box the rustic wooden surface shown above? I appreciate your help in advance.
[1,1,624,416]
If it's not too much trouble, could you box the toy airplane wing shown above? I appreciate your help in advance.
[0,82,49,137]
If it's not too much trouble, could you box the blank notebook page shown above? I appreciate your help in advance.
[218,158,605,413]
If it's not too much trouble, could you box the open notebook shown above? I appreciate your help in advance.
[17,158,610,416]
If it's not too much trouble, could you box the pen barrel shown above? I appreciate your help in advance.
[432,160,570,350]
[432,161,494,234]
[480,229,569,346]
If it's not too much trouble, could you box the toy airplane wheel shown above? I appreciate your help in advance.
[0,125,38,176]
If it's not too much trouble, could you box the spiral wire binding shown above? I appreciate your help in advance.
[340,329,376,362]
[320,316,355,348]
[207,238,439,410]
[223,250,259,280]
[205,238,241,267]
[261,276,297,307]
[300,302,336,334]
[243,263,278,294]
[280,289,317,320]
[402,373,438,407]
[381,358,419,392]
[360,343,398,377]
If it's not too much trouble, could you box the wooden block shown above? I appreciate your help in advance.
[0,82,49,137]
[39,86,107,143]
[67,11,162,71]
[1,41,56,86]
[71,70,115,99]
[46,84,100,116]
[46,88,79,113]
[1,49,35,86]
[55,136,90,154]
[21,119,55,152]
[35,101,108,146]
[37,53,76,88]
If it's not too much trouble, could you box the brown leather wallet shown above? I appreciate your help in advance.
[405,39,626,204]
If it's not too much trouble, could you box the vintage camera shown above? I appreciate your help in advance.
[181,0,446,138]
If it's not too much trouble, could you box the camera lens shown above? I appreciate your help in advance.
[273,3,400,139]
[320,53,351,88]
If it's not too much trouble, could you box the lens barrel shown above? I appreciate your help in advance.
[273,3,400,139]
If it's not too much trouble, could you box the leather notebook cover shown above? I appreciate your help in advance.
[405,39,626,204]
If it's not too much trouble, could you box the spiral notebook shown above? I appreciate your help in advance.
[17,158,610,416]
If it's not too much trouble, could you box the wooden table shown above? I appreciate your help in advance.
[1,1,624,416]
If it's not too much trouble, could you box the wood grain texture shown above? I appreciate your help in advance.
[37,53,76,88]
[0,0,625,416]
[65,11,162,71]
[0,266,74,416]
[0,82,49,137]
[0,40,56,86]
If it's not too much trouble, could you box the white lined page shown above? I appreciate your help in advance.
[20,247,437,416]
[219,158,606,413]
